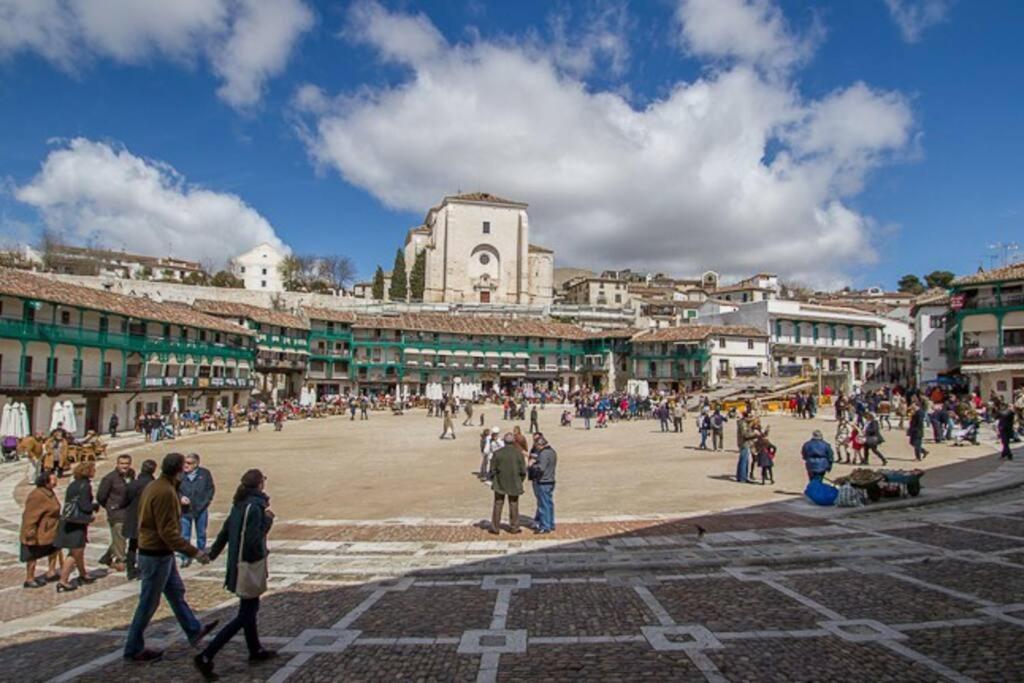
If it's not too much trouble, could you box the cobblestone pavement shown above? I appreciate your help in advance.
[0,466,1023,681]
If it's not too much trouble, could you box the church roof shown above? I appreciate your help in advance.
[528,244,553,254]
[445,192,527,207]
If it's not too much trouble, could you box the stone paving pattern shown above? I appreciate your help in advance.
[0,418,1021,681]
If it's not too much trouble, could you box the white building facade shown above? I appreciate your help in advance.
[233,243,287,292]
[403,193,554,306]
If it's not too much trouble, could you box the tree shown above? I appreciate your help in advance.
[210,270,244,288]
[389,249,407,301]
[371,266,386,300]
[317,255,356,292]
[408,249,426,302]
[924,270,955,290]
[182,271,209,286]
[279,254,306,290]
[897,274,925,294]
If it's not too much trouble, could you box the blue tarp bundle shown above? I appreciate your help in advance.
[804,478,839,506]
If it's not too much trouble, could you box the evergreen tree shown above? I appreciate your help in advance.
[371,266,385,300]
[897,274,925,294]
[409,249,426,301]
[389,249,408,301]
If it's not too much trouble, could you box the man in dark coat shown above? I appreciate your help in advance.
[800,430,834,481]
[97,454,134,571]
[907,399,928,461]
[997,400,1016,460]
[179,453,215,567]
[488,434,526,535]
[123,459,157,580]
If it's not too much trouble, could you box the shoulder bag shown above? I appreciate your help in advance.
[235,504,268,599]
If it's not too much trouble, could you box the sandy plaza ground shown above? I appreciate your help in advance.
[116,406,998,523]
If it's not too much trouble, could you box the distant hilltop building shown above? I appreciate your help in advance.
[401,192,554,305]
[232,242,286,292]
[34,243,205,282]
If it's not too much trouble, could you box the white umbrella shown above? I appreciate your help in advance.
[62,400,77,434]
[15,403,28,438]
[50,402,64,432]
[172,393,180,413]
[1,403,11,436]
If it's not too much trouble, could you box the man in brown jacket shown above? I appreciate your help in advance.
[488,434,527,534]
[123,453,216,663]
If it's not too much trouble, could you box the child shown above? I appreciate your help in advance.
[560,410,572,427]
[835,418,852,464]
[756,437,776,485]
[850,425,865,465]
[596,409,608,428]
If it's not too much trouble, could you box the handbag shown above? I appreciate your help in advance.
[234,504,268,599]
[60,484,94,525]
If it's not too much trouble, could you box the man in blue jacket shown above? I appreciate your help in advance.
[179,453,215,567]
[801,430,834,481]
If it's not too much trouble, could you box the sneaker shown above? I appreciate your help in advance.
[193,654,219,681]
[249,649,278,662]
[188,620,220,648]
[126,649,163,663]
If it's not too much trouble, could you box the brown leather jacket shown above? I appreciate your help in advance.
[20,486,60,546]
[137,475,198,558]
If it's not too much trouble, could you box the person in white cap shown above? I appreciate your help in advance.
[478,426,501,481]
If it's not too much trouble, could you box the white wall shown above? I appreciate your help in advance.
[915,304,949,384]
[233,244,285,292]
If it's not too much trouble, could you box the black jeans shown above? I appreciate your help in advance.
[202,597,262,660]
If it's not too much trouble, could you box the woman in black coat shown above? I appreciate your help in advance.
[862,412,888,466]
[193,469,276,680]
[54,461,100,592]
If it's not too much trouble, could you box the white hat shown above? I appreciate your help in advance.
[491,426,500,434]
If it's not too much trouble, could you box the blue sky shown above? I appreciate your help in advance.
[0,0,1021,288]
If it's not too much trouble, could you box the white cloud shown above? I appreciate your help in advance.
[883,0,952,43]
[15,138,288,266]
[0,0,313,108]
[296,1,914,287]
[675,0,820,73]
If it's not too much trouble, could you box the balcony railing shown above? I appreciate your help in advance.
[0,319,254,360]
[960,292,1024,310]
[0,370,253,391]
[960,345,1024,361]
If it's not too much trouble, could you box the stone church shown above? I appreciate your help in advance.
[404,193,554,305]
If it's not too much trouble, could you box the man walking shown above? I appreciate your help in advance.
[440,406,456,439]
[710,408,727,451]
[672,402,684,434]
[123,459,157,580]
[529,404,539,435]
[488,434,526,535]
[462,401,474,427]
[124,453,216,663]
[108,413,119,438]
[997,400,1016,460]
[97,454,134,572]
[179,454,215,568]
[530,434,557,534]
[360,395,369,420]
[801,430,835,481]
[907,399,928,461]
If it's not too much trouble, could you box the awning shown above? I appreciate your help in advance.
[514,352,530,359]
[959,363,1024,374]
[500,352,515,359]
[471,351,485,357]
[486,351,500,358]
[454,349,470,356]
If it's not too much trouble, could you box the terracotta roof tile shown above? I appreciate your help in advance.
[0,268,252,336]
[953,262,1024,286]
[304,307,358,324]
[633,325,767,343]
[447,192,525,206]
[351,313,588,340]
[193,299,309,330]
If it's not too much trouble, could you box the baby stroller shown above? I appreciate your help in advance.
[2,436,19,462]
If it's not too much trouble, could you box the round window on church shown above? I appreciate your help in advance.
[479,254,491,265]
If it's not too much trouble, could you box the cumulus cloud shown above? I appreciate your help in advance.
[0,0,313,108]
[883,0,952,43]
[15,138,288,266]
[294,1,913,286]
[675,0,820,73]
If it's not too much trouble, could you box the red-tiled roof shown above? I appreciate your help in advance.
[351,313,588,340]
[0,268,252,336]
[953,262,1024,286]
[633,325,767,343]
[304,307,358,324]
[193,299,309,330]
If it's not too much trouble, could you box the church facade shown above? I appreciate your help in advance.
[403,193,554,306]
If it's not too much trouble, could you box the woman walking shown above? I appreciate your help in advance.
[20,470,61,588]
[54,461,100,592]
[862,412,888,466]
[193,469,276,681]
